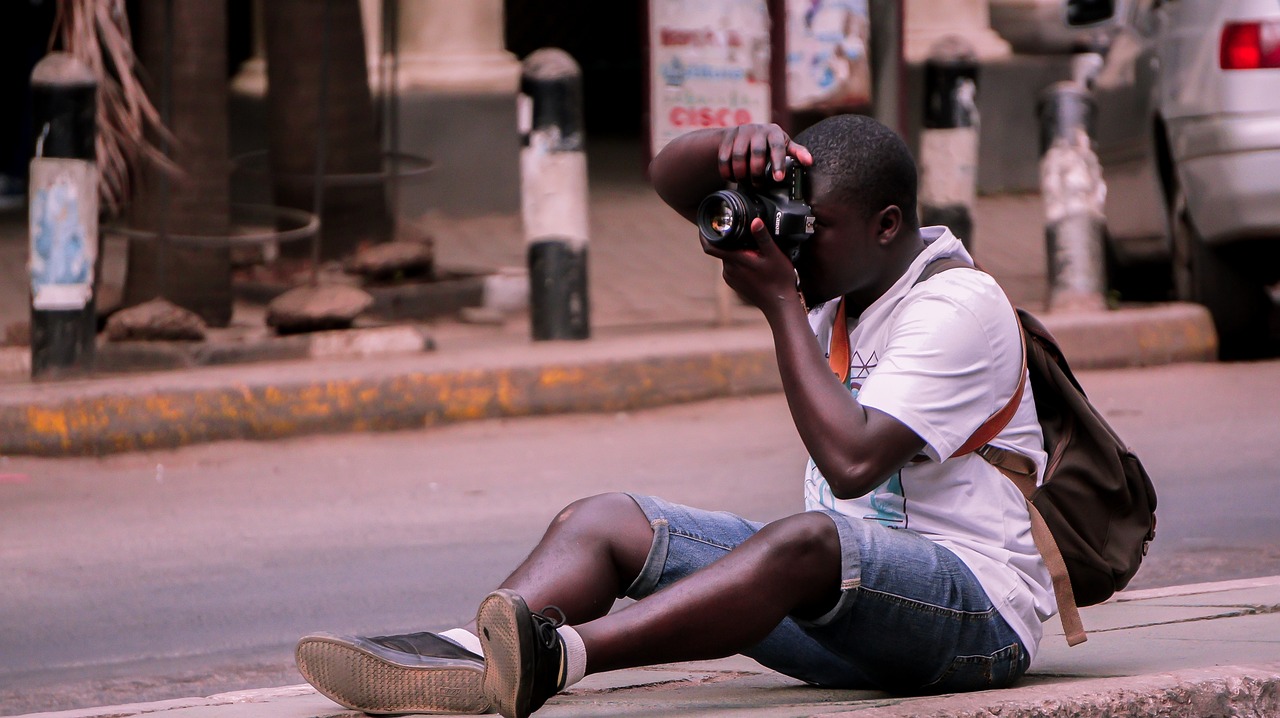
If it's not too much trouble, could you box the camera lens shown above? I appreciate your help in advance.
[697,191,753,248]
[706,198,736,238]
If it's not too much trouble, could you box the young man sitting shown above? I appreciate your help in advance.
[295,114,1054,718]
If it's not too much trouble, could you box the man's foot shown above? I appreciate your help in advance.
[475,589,568,718]
[295,631,491,714]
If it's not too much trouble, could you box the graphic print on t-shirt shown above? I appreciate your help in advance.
[850,350,877,380]
[804,368,907,527]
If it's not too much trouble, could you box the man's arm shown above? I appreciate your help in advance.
[756,272,927,500]
[649,125,925,499]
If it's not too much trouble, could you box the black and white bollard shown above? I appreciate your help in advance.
[28,52,98,379]
[1038,80,1107,312]
[919,38,979,250]
[519,48,589,341]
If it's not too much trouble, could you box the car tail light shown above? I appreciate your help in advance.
[1220,21,1280,69]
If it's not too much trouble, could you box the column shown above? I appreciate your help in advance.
[395,0,520,94]
[903,0,1011,63]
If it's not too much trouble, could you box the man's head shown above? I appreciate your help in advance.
[791,114,922,309]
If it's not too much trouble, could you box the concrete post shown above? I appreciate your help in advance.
[28,53,98,379]
[520,49,589,341]
[919,38,979,249]
[1038,80,1107,312]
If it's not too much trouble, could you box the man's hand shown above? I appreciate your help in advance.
[699,124,813,315]
[716,124,813,187]
[701,217,800,316]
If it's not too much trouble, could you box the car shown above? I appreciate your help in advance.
[1070,0,1280,357]
[990,0,1110,54]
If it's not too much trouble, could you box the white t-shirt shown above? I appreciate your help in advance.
[802,227,1056,663]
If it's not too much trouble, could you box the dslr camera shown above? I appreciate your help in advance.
[696,157,815,262]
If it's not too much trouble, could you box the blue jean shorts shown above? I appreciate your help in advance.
[623,493,1030,695]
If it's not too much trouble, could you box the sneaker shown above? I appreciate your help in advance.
[295,631,491,714]
[475,589,568,718]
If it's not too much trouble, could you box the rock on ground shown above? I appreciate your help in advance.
[105,298,208,342]
[266,284,374,334]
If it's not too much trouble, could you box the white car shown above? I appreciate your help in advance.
[1076,0,1280,356]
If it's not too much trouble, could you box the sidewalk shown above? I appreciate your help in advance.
[18,576,1280,718]
[0,140,1216,456]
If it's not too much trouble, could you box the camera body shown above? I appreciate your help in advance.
[695,157,815,262]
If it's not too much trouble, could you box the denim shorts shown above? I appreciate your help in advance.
[623,493,1030,695]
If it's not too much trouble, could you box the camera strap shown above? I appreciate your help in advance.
[826,257,1026,456]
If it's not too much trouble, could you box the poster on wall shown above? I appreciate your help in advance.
[786,0,872,111]
[648,0,772,159]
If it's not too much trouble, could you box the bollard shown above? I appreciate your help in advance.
[519,48,590,341]
[919,37,979,250]
[1038,80,1107,313]
[28,53,98,379]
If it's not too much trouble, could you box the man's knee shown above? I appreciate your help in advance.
[552,492,652,547]
[549,492,654,590]
[758,512,843,572]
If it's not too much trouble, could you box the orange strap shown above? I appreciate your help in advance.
[828,299,851,382]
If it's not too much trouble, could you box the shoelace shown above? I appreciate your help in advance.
[533,605,566,650]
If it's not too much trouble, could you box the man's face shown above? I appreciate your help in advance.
[793,172,884,307]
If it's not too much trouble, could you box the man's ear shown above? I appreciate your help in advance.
[876,205,903,245]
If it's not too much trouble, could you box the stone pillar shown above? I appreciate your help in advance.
[395,0,520,94]
[389,0,522,216]
[903,0,1011,63]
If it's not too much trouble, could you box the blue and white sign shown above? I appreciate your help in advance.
[29,158,97,311]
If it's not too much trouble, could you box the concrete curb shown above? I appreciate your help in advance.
[0,303,1217,457]
[16,665,1280,718]
[1040,302,1218,370]
[823,663,1280,717]
[0,334,781,456]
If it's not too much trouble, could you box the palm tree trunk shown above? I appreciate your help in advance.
[123,0,233,327]
[263,0,391,261]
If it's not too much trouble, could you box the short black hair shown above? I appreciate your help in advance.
[794,114,918,226]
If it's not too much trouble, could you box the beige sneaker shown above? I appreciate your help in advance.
[296,631,492,714]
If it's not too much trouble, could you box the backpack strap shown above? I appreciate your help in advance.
[1001,467,1088,646]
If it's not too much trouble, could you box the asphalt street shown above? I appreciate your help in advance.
[3,359,1280,714]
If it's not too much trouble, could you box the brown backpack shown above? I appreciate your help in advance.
[928,261,1159,645]
[989,309,1158,644]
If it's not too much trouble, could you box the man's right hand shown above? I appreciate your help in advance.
[648,125,812,225]
[716,123,813,188]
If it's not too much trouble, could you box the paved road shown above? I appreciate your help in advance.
[3,359,1279,714]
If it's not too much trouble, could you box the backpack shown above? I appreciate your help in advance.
[988,308,1158,645]
[828,258,1158,646]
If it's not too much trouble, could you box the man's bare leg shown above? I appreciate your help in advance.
[476,493,843,670]
[574,510,843,673]
[464,492,657,630]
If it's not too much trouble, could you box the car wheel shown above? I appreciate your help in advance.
[1169,187,1272,358]
[1104,236,1172,304]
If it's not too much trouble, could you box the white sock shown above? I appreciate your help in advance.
[556,624,587,688]
[439,628,483,657]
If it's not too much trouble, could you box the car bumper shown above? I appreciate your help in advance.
[1172,113,1280,245]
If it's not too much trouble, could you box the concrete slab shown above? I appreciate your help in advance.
[1037,610,1280,678]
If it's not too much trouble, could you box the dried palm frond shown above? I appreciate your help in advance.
[51,0,178,217]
